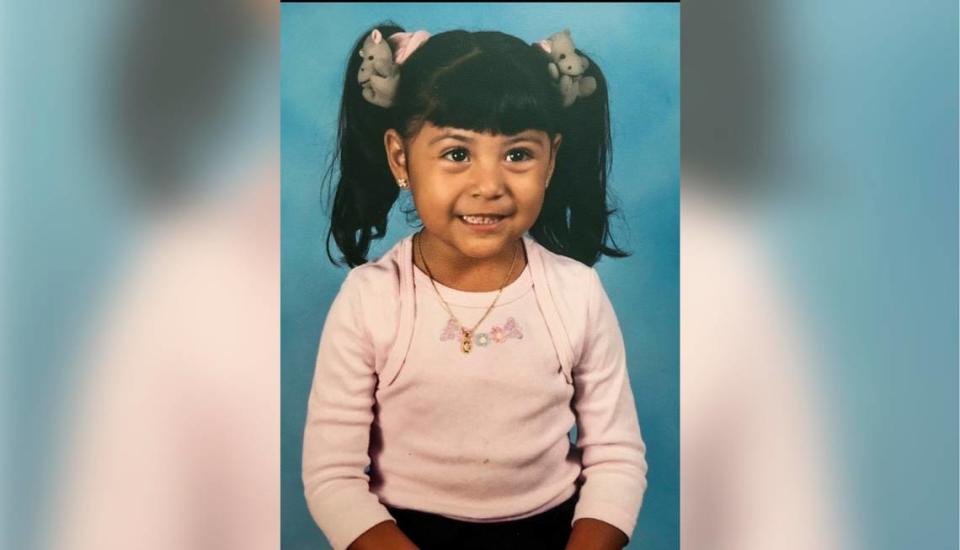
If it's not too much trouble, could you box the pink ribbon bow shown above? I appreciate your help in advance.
[388,30,431,65]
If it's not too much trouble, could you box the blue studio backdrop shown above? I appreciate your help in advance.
[281,4,679,549]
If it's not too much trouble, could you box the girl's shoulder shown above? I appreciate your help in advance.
[340,240,406,297]
[526,237,601,291]
[334,240,408,368]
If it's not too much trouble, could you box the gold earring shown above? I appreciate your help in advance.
[397,177,409,189]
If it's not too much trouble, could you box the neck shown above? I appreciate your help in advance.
[414,232,527,292]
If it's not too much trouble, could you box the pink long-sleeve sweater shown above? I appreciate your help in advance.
[302,235,647,550]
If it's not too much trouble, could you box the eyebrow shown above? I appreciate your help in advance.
[428,132,545,147]
[503,134,544,146]
[429,132,474,146]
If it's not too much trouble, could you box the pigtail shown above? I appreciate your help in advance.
[325,23,405,267]
[530,49,629,266]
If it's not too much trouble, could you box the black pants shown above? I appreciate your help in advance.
[386,493,578,550]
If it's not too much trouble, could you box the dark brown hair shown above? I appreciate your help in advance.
[326,22,628,267]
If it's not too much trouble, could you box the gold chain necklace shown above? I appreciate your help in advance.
[416,231,520,354]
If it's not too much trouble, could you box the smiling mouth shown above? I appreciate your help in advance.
[459,214,507,225]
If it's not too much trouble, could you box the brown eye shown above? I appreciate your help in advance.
[506,149,533,162]
[367,55,373,60]
[442,148,469,163]
[559,54,566,60]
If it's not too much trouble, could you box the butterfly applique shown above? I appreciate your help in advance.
[439,317,523,348]
[439,318,460,341]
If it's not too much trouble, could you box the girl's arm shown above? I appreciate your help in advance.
[566,518,630,550]
[567,269,649,548]
[347,521,419,550]
[302,272,410,550]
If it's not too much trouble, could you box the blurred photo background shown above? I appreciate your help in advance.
[3,1,956,550]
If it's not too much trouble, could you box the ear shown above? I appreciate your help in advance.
[384,129,408,181]
[546,134,563,187]
[371,29,383,44]
[563,28,571,36]
[537,39,552,54]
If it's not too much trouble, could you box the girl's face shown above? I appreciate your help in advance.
[385,122,562,265]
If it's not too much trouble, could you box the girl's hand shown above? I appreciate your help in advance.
[565,518,629,550]
[347,520,419,550]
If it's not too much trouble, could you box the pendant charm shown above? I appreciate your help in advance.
[461,330,472,354]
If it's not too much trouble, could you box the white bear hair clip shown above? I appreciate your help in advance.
[536,29,597,107]
[357,29,431,108]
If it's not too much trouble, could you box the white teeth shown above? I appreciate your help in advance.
[461,215,502,225]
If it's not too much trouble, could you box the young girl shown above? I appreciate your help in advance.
[303,23,647,550]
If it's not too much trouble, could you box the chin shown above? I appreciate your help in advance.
[461,235,522,258]
[455,241,501,258]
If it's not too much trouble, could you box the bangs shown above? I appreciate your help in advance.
[416,51,562,136]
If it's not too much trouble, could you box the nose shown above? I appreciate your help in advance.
[469,159,507,199]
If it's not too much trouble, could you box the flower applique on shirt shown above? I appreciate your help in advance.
[439,317,523,349]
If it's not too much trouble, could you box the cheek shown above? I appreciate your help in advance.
[410,185,458,224]
[513,180,547,217]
